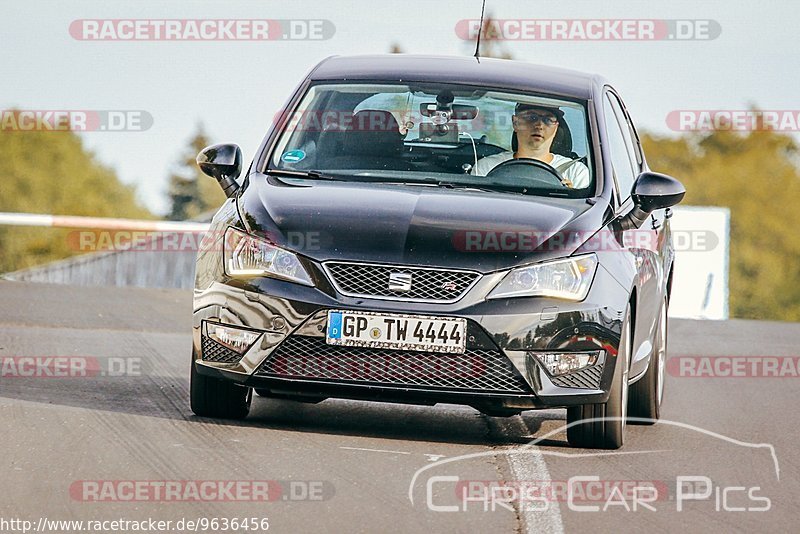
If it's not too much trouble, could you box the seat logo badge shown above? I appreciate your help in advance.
[441,281,458,291]
[388,272,413,292]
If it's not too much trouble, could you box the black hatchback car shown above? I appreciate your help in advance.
[190,54,684,449]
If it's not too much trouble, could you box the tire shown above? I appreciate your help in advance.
[566,307,631,449]
[628,296,667,424]
[190,359,252,419]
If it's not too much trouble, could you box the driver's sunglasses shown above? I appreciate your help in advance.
[517,112,559,126]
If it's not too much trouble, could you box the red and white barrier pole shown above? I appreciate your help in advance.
[0,212,209,233]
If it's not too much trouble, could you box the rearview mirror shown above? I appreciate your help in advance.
[620,171,685,229]
[419,103,479,120]
[196,143,242,198]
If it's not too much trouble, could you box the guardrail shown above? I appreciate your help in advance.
[0,212,209,232]
[0,212,210,289]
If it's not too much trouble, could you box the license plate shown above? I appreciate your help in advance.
[326,310,466,354]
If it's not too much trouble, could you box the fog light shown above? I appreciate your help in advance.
[535,351,600,376]
[207,323,260,354]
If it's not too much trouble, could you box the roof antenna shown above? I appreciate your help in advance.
[474,0,486,58]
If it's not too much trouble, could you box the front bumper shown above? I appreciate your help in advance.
[192,256,629,410]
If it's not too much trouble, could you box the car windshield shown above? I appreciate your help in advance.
[267,81,595,197]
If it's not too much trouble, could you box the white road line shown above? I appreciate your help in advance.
[505,417,564,534]
[340,446,412,455]
[507,450,564,534]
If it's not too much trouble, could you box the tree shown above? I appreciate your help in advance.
[167,125,226,220]
[641,127,800,321]
[0,125,152,273]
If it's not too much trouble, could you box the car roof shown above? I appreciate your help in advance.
[309,54,606,100]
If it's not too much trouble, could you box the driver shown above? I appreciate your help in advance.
[471,103,590,188]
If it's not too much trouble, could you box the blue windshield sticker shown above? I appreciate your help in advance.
[281,149,306,163]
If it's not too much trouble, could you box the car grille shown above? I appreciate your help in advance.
[550,364,604,389]
[256,335,532,394]
[323,262,480,302]
[201,335,244,364]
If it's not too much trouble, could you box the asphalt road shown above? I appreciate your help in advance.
[0,281,797,533]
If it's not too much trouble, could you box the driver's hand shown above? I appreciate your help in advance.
[561,176,574,188]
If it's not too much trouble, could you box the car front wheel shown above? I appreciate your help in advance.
[190,357,252,420]
[628,295,668,424]
[566,308,631,449]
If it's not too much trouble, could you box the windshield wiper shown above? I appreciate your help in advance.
[434,181,499,194]
[383,180,498,194]
[265,169,338,181]
[457,182,574,198]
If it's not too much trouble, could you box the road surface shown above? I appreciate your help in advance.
[0,281,797,533]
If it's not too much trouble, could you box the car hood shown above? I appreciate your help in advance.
[237,173,607,273]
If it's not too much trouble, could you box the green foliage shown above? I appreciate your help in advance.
[167,125,227,220]
[642,129,800,321]
[0,129,151,273]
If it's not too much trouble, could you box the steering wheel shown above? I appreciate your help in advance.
[485,157,568,188]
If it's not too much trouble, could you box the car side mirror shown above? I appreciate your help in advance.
[196,143,242,198]
[620,171,685,230]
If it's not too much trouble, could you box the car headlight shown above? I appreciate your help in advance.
[488,254,598,301]
[224,227,313,286]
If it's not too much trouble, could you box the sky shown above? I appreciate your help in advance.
[2,0,798,215]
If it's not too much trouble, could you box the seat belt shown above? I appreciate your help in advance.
[554,158,580,174]
[553,157,587,187]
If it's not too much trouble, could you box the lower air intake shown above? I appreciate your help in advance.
[201,335,244,365]
[550,364,604,389]
[257,335,532,394]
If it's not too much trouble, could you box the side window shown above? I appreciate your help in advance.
[608,93,642,169]
[603,94,637,201]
